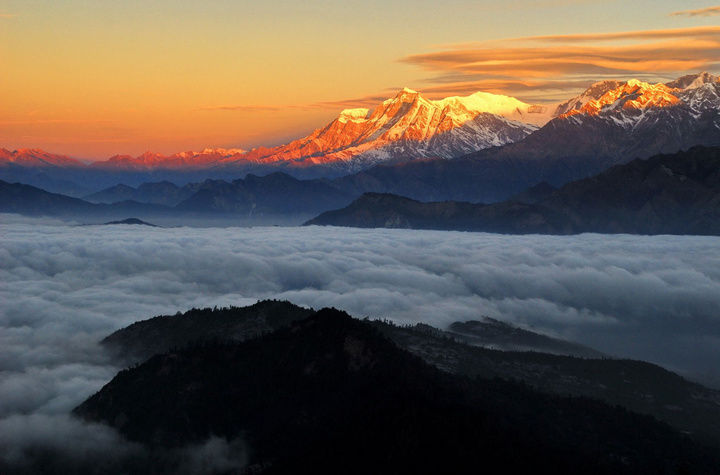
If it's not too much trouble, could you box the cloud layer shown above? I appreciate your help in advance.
[2,216,720,466]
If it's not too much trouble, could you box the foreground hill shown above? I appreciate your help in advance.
[308,146,720,235]
[76,307,720,474]
[99,301,720,446]
[102,300,315,364]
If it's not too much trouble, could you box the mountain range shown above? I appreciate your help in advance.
[4,146,720,234]
[4,72,719,201]
[307,146,720,235]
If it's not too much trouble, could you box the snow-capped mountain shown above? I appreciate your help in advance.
[552,80,624,116]
[334,72,720,204]
[3,71,719,194]
[212,87,550,173]
[489,72,720,167]
[45,88,547,174]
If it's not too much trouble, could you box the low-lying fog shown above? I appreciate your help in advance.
[2,214,720,467]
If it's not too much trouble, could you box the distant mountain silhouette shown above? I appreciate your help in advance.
[103,218,158,227]
[308,146,720,235]
[76,306,720,474]
[306,192,571,233]
[1,171,356,219]
[174,172,354,215]
[86,172,356,215]
[0,179,171,217]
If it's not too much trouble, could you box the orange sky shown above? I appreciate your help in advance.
[1,0,719,159]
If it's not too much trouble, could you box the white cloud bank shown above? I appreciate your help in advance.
[1,215,720,467]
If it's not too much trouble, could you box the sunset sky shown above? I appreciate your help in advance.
[2,0,719,159]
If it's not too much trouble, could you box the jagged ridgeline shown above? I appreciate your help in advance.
[73,300,720,474]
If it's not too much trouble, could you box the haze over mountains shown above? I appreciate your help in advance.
[4,145,720,235]
[0,172,354,221]
[3,72,719,201]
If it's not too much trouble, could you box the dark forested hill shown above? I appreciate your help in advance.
[77,308,720,474]
[98,301,720,448]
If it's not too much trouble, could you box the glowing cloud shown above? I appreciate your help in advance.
[401,27,720,101]
[199,94,391,113]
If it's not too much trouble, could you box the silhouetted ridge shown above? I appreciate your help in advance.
[309,146,720,235]
[103,217,157,226]
[102,299,314,363]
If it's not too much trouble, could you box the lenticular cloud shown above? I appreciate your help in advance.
[2,215,720,429]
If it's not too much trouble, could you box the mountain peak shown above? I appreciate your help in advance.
[561,79,680,117]
[666,71,719,90]
[389,87,422,103]
[553,80,625,116]
[625,78,648,88]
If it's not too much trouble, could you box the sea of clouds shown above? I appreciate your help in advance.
[2,215,720,470]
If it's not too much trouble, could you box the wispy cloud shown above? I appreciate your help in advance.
[0,119,114,125]
[401,26,720,101]
[198,105,291,112]
[198,94,389,113]
[671,5,720,17]
[203,26,720,114]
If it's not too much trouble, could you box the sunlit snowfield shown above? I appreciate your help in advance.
[2,214,720,431]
